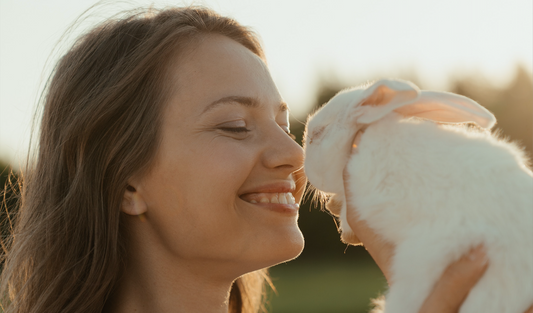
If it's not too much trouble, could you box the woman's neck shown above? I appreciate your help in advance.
[104,225,235,313]
[106,265,232,313]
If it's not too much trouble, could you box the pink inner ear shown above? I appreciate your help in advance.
[393,91,497,129]
[361,85,396,106]
[352,79,420,125]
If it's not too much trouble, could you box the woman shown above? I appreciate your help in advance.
[0,6,510,313]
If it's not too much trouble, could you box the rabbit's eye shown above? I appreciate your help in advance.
[309,126,326,144]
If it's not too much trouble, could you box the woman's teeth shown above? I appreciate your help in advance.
[245,192,296,205]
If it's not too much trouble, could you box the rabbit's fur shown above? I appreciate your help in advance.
[304,79,533,313]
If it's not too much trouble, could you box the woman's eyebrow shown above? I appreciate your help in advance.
[202,95,289,114]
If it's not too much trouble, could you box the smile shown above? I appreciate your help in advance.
[240,192,297,205]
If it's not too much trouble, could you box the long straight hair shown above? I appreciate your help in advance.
[0,6,271,313]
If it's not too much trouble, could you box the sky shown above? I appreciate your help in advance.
[0,0,532,166]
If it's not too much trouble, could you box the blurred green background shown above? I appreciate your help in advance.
[1,66,531,312]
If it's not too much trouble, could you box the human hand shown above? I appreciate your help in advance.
[418,247,532,313]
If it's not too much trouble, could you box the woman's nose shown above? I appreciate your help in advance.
[262,126,305,173]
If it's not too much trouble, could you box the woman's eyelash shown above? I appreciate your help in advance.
[219,127,250,133]
[219,126,295,140]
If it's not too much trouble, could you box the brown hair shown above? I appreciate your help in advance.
[1,6,271,313]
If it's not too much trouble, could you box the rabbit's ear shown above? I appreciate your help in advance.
[393,91,496,129]
[355,79,421,124]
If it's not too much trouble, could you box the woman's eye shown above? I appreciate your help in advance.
[219,127,250,133]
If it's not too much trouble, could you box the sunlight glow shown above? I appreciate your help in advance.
[0,0,531,165]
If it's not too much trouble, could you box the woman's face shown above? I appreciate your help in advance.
[134,34,305,278]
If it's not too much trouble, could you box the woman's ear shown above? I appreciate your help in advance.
[121,185,147,216]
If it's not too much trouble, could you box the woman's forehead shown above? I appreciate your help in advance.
[167,34,283,116]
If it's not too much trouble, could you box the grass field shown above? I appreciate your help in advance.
[267,259,388,313]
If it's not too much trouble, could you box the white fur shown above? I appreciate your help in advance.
[304,79,533,313]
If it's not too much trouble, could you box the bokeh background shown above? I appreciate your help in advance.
[1,1,531,312]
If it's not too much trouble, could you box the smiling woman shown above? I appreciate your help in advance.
[2,4,516,313]
[0,6,305,313]
[112,33,305,312]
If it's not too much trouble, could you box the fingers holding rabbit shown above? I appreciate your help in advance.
[420,249,532,313]
[418,246,488,313]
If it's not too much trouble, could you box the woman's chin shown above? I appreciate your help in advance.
[264,228,305,266]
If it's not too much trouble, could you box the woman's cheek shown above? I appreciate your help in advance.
[205,140,257,175]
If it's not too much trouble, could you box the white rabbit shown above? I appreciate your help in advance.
[304,78,533,313]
